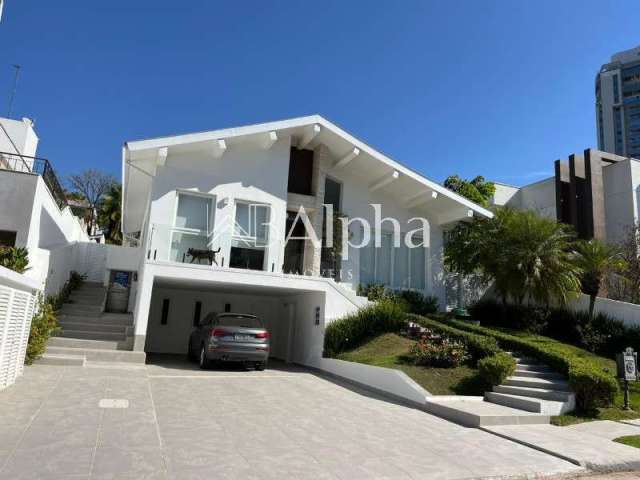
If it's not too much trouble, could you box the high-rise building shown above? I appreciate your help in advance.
[596,45,640,158]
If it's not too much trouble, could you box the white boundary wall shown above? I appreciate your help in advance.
[307,357,430,406]
[0,266,39,390]
[569,294,640,328]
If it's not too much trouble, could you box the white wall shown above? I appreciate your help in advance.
[0,172,37,247]
[602,159,635,244]
[491,183,520,207]
[518,178,556,219]
[0,266,39,390]
[0,117,38,157]
[569,293,640,329]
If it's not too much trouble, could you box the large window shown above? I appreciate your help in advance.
[359,230,426,290]
[171,193,214,262]
[230,201,270,271]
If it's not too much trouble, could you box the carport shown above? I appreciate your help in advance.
[144,277,326,364]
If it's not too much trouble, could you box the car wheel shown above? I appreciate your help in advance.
[199,345,210,370]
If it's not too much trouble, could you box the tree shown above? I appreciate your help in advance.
[445,207,582,307]
[443,175,496,207]
[573,239,625,320]
[0,247,29,273]
[98,182,122,245]
[67,170,115,236]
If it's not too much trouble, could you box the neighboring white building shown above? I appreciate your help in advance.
[123,115,492,364]
[492,148,640,244]
[0,116,90,292]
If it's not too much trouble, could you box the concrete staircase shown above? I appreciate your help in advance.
[37,282,145,367]
[486,355,575,415]
[424,354,574,427]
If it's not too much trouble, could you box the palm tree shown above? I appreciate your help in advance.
[98,183,122,245]
[573,239,626,320]
[503,209,582,306]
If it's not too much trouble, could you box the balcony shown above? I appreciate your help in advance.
[145,223,273,272]
[0,152,67,209]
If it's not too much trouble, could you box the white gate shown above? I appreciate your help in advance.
[0,266,39,390]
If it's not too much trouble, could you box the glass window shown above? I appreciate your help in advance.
[175,194,212,231]
[359,242,375,286]
[409,235,425,290]
[375,232,392,285]
[234,202,269,244]
[393,243,409,289]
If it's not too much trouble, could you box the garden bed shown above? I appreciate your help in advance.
[336,333,486,396]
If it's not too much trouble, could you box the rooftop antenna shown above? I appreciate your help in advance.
[7,64,20,118]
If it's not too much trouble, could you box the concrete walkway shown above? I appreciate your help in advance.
[0,357,585,480]
[483,422,640,471]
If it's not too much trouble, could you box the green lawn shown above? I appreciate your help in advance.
[614,435,640,449]
[336,333,486,395]
[439,322,640,426]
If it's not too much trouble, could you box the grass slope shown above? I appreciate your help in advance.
[336,333,486,396]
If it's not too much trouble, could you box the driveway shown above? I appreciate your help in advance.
[0,357,581,479]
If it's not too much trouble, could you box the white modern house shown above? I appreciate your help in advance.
[123,115,492,364]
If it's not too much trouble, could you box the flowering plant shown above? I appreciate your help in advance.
[407,331,469,368]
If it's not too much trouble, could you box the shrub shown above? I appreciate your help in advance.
[468,299,549,333]
[394,290,438,315]
[25,271,84,364]
[0,247,29,273]
[25,295,59,364]
[324,299,407,356]
[357,283,389,301]
[409,314,500,363]
[433,316,619,411]
[408,332,469,368]
[478,352,516,386]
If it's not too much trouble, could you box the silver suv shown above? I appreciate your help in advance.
[188,313,270,370]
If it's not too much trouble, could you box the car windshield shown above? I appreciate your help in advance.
[217,315,262,328]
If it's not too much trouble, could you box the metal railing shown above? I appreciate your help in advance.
[0,152,67,209]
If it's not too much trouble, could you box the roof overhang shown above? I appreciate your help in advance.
[122,115,493,234]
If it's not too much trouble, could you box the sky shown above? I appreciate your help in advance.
[0,1,639,187]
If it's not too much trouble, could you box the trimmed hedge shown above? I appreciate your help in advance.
[478,352,516,386]
[324,300,407,357]
[430,317,619,412]
[469,298,640,358]
[408,314,500,364]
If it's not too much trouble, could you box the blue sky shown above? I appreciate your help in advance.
[1,1,639,187]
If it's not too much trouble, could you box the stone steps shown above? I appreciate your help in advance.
[58,320,128,334]
[57,313,133,326]
[45,346,145,364]
[37,353,86,366]
[59,305,103,317]
[514,369,565,380]
[47,336,126,350]
[484,392,574,416]
[493,384,575,402]
[504,376,571,391]
[423,396,550,427]
[54,329,127,342]
[36,283,145,368]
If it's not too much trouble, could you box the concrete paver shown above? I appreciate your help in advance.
[484,424,640,471]
[0,357,586,479]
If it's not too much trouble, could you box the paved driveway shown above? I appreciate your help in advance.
[0,357,581,479]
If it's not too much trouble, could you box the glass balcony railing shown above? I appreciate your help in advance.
[146,224,215,264]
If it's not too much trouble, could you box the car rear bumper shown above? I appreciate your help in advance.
[206,345,269,363]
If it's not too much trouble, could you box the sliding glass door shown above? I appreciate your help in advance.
[170,193,214,263]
